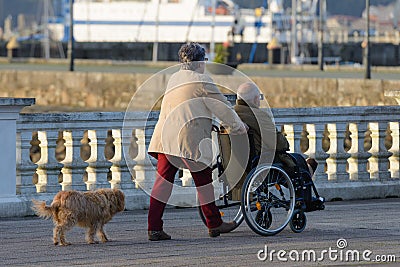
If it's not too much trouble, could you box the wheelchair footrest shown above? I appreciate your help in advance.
[305,197,325,212]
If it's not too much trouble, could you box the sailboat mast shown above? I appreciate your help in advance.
[43,0,50,59]
[210,0,216,61]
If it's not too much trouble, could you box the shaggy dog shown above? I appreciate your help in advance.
[32,188,125,246]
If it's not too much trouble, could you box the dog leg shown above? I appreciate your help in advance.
[59,226,72,246]
[97,225,109,243]
[86,226,98,244]
[53,226,60,245]
[58,213,76,246]
[59,222,74,246]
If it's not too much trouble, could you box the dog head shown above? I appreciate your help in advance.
[96,188,125,214]
[113,189,125,212]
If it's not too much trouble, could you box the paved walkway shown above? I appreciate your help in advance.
[1,199,399,266]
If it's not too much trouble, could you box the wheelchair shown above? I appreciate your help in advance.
[198,126,325,236]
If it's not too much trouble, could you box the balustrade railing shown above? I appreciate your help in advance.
[1,105,399,216]
[275,106,399,200]
[15,112,158,212]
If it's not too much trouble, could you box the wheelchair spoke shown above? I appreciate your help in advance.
[242,165,296,236]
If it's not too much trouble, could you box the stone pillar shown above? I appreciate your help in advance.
[283,124,303,153]
[304,124,329,182]
[35,131,48,193]
[84,129,112,190]
[388,122,399,179]
[347,123,371,181]
[0,98,35,197]
[45,130,63,193]
[85,130,98,190]
[110,129,134,190]
[326,123,350,181]
[133,129,156,191]
[368,122,391,180]
[180,169,193,187]
[119,128,136,190]
[60,130,87,191]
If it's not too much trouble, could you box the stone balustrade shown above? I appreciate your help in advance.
[14,111,158,215]
[0,103,399,217]
[275,106,399,200]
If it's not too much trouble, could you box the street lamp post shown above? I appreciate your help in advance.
[291,0,297,64]
[210,0,216,61]
[364,0,371,79]
[43,0,50,60]
[152,0,160,62]
[67,0,74,71]
[318,0,325,71]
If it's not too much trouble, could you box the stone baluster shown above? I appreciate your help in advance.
[347,123,358,181]
[347,123,371,181]
[326,123,350,181]
[60,130,87,191]
[133,129,156,191]
[109,129,133,189]
[388,122,399,179]
[34,131,48,193]
[45,130,63,193]
[181,169,193,187]
[108,129,122,189]
[16,131,37,194]
[120,129,136,190]
[174,171,182,186]
[304,124,329,182]
[283,124,303,153]
[358,123,372,180]
[368,123,392,180]
[98,130,114,188]
[85,130,97,190]
[85,130,113,190]
[27,130,63,193]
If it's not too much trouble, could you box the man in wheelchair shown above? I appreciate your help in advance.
[233,82,323,212]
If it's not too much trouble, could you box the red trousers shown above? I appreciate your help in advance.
[148,153,223,231]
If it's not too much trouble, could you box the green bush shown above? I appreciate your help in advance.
[213,44,229,64]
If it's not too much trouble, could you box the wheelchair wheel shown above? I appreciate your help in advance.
[241,165,295,236]
[198,200,243,230]
[289,209,307,233]
[255,208,272,229]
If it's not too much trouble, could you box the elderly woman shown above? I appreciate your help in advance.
[147,42,247,241]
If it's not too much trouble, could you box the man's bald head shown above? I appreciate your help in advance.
[237,82,261,107]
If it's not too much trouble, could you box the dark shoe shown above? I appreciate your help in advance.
[148,230,171,241]
[208,221,237,237]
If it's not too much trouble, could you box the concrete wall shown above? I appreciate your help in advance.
[0,70,398,111]
[1,42,400,65]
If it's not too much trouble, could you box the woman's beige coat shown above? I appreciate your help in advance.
[148,69,244,166]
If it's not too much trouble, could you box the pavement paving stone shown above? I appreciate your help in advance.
[0,198,399,266]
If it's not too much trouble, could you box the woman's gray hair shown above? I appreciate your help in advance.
[178,42,206,70]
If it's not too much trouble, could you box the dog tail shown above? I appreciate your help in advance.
[31,199,54,220]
